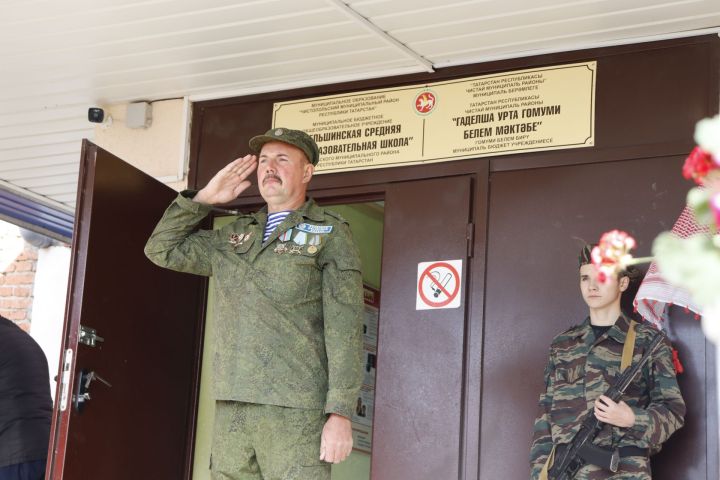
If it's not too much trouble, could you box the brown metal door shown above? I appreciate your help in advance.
[371,175,473,480]
[47,141,206,479]
[482,155,717,479]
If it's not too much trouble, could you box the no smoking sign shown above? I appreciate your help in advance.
[416,259,462,310]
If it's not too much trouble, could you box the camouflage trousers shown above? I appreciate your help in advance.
[570,456,651,479]
[211,401,330,480]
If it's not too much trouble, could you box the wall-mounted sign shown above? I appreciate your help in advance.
[417,260,463,310]
[351,286,379,454]
[273,62,596,173]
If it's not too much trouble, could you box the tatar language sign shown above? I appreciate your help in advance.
[416,260,462,310]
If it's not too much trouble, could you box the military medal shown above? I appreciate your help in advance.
[293,231,307,245]
[274,243,288,254]
[229,232,252,249]
[289,245,303,255]
[307,245,318,254]
[308,235,321,246]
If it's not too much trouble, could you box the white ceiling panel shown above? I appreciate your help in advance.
[0,154,81,173]
[7,25,366,80]
[27,183,81,197]
[94,40,389,87]
[14,173,81,191]
[91,48,403,101]
[0,94,94,116]
[0,142,82,163]
[425,14,720,63]
[0,0,718,216]
[394,2,687,36]
[0,118,91,141]
[0,163,80,182]
[2,21,353,75]
[51,193,80,204]
[0,130,94,152]
[4,37,390,101]
[1,1,331,46]
[0,105,90,128]
[170,62,426,102]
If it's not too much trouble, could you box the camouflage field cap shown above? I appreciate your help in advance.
[249,127,320,166]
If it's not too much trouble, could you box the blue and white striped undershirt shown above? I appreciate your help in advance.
[263,211,291,242]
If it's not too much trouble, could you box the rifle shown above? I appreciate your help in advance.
[547,330,666,480]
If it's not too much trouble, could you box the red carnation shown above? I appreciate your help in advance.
[682,147,715,185]
[591,230,637,283]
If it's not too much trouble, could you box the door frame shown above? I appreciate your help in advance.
[200,168,489,479]
[47,141,209,480]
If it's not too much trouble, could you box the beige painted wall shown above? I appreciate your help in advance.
[93,98,188,191]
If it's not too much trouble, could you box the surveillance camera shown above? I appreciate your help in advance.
[88,107,105,123]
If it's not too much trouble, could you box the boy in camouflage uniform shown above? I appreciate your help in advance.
[145,128,364,479]
[529,246,685,479]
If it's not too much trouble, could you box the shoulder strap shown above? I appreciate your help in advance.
[620,320,637,372]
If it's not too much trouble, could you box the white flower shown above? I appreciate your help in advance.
[653,232,720,308]
[694,114,720,158]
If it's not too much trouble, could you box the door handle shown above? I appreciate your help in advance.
[72,369,112,413]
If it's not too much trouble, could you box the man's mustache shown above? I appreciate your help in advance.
[263,174,282,185]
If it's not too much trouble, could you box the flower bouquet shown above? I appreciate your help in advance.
[653,115,720,342]
[590,115,720,342]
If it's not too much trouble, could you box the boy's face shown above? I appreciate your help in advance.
[579,263,629,311]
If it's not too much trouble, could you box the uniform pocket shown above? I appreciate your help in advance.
[253,249,320,305]
[555,363,584,384]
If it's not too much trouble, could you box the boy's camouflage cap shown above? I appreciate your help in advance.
[579,244,595,267]
[249,128,320,166]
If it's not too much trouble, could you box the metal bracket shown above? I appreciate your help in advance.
[79,325,104,347]
[59,349,73,412]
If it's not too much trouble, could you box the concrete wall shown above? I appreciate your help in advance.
[93,98,190,191]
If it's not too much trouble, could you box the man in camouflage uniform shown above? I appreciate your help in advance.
[145,128,364,479]
[529,246,685,479]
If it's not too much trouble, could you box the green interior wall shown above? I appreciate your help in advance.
[329,203,383,289]
[192,202,384,480]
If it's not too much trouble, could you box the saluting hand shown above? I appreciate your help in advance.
[320,414,353,464]
[594,395,636,428]
[193,154,257,205]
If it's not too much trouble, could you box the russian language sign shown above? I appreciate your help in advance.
[272,62,596,173]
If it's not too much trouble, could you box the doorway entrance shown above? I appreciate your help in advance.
[191,172,477,480]
[191,200,384,480]
[47,142,478,479]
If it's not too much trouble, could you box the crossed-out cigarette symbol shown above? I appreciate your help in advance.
[428,270,452,298]
[418,261,461,309]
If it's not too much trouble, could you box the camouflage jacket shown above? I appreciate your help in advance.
[529,315,685,478]
[144,193,364,419]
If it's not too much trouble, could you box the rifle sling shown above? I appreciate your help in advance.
[621,320,637,372]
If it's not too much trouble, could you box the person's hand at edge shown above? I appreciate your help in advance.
[194,154,257,205]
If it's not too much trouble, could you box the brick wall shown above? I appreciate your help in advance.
[0,244,38,331]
